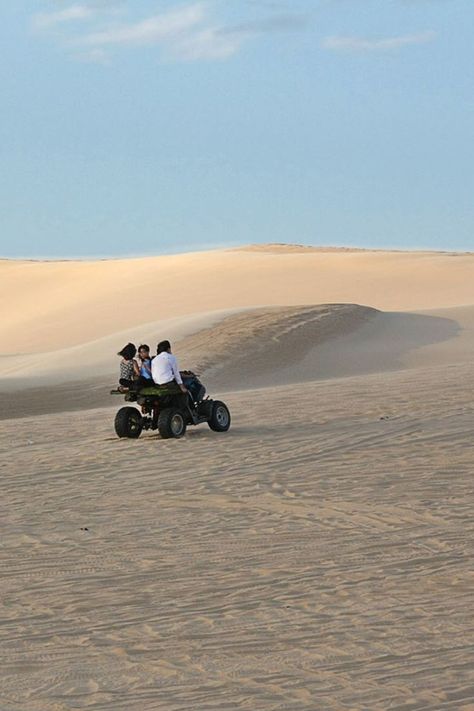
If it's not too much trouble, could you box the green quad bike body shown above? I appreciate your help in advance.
[111,373,231,440]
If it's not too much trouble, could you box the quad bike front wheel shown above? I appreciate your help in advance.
[115,407,143,439]
[208,401,231,432]
[158,408,187,439]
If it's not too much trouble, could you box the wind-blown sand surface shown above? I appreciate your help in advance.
[1,245,474,710]
[1,244,473,358]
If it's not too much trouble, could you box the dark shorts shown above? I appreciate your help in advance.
[119,376,153,391]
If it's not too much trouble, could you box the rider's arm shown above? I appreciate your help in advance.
[170,354,187,391]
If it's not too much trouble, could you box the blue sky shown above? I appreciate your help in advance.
[0,0,473,257]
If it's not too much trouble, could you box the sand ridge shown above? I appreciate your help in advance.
[178,303,379,382]
[232,242,474,254]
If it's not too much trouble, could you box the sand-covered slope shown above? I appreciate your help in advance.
[2,300,471,419]
[177,303,379,384]
[1,245,473,356]
[1,244,473,391]
[178,303,471,389]
[0,303,378,385]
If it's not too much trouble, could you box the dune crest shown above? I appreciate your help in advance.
[179,304,378,383]
[231,243,373,253]
[232,242,473,255]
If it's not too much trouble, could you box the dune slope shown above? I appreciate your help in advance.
[1,246,473,356]
[180,303,378,383]
[1,302,466,419]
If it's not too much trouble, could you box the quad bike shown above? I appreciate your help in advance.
[111,372,230,440]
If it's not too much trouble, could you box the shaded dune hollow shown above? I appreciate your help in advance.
[178,304,379,390]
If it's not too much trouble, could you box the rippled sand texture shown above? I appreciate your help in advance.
[2,362,474,710]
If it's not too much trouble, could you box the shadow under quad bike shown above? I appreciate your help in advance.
[111,372,231,440]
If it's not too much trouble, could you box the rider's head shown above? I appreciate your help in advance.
[157,340,171,355]
[118,342,137,360]
[138,344,150,359]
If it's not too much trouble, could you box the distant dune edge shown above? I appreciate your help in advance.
[231,243,473,255]
[231,243,373,253]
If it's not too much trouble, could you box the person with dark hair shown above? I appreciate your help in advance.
[117,342,137,391]
[134,344,153,385]
[157,340,171,355]
[151,340,187,393]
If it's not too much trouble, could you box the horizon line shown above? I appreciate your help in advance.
[0,242,473,263]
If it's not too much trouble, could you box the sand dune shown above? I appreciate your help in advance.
[1,245,474,710]
[0,309,242,384]
[2,301,471,419]
[2,303,381,417]
[179,303,469,390]
[0,243,472,391]
[180,304,379,380]
[1,246,473,356]
[0,303,378,391]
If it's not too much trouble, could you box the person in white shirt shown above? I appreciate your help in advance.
[151,340,188,393]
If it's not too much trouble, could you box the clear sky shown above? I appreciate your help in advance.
[1,0,473,257]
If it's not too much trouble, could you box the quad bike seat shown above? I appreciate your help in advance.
[138,383,182,396]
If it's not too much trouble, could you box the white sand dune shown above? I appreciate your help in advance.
[1,301,472,419]
[1,245,473,356]
[0,244,472,391]
[1,245,474,710]
[179,303,472,389]
[0,309,243,384]
[0,303,380,384]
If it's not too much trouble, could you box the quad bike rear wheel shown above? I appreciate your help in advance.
[208,401,231,432]
[158,408,187,439]
[115,407,143,438]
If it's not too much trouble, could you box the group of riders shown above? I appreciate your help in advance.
[115,340,230,438]
[117,340,195,396]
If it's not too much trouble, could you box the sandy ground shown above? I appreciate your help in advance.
[2,366,474,710]
[1,245,474,710]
